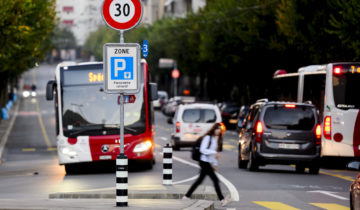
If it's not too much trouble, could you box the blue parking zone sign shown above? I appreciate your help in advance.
[110,57,133,80]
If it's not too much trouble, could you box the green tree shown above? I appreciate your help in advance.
[0,0,55,110]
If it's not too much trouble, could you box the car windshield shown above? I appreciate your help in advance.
[333,70,360,110]
[183,109,217,123]
[264,106,315,130]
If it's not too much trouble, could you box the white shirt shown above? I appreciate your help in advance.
[200,135,218,166]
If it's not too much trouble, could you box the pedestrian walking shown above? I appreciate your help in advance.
[182,122,231,207]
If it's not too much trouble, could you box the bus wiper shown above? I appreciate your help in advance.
[103,124,138,134]
[68,124,105,137]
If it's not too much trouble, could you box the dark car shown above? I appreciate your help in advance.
[220,103,240,129]
[238,99,321,174]
[348,161,360,210]
[236,105,250,132]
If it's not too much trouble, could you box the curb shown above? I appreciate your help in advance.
[183,200,215,210]
[49,192,218,201]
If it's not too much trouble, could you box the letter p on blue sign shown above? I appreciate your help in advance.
[111,57,133,80]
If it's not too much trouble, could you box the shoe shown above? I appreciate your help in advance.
[220,197,232,207]
[182,196,191,200]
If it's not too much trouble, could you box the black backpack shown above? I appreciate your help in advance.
[191,136,211,161]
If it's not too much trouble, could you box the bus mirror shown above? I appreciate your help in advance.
[149,83,158,101]
[46,80,56,100]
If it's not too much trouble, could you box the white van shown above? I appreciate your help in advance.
[169,103,223,150]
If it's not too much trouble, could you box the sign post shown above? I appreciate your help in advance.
[102,0,142,207]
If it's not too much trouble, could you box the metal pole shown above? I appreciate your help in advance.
[174,62,177,97]
[116,93,128,207]
[120,93,125,154]
[120,31,124,44]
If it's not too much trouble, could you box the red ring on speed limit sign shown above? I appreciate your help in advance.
[102,0,142,31]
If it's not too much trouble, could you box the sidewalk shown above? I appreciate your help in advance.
[47,184,217,210]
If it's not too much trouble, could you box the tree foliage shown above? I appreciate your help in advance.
[83,0,359,104]
[0,0,56,78]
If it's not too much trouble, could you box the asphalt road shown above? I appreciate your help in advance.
[0,63,356,209]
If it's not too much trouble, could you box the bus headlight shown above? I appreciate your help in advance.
[61,147,77,157]
[133,141,152,153]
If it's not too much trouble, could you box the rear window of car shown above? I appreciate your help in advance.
[263,106,315,130]
[183,109,217,123]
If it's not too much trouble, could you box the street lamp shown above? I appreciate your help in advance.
[158,58,180,97]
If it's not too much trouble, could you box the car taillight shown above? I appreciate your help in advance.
[255,121,263,143]
[176,121,180,133]
[220,122,226,135]
[333,67,342,76]
[315,124,321,145]
[324,116,331,140]
[284,104,296,108]
[68,138,77,145]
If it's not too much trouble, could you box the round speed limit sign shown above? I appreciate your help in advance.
[102,0,142,31]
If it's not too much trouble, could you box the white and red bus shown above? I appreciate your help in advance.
[273,63,360,162]
[46,60,158,173]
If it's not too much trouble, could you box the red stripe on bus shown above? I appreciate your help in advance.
[353,111,360,157]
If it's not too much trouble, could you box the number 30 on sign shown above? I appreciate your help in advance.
[102,0,143,31]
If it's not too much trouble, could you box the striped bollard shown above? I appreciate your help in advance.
[116,154,128,207]
[163,144,172,185]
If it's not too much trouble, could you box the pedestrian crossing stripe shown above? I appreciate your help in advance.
[310,203,349,210]
[223,144,235,151]
[22,148,36,152]
[253,201,300,210]
[253,201,349,210]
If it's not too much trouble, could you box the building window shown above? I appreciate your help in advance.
[62,20,74,27]
[63,6,74,13]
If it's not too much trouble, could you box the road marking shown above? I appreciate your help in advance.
[160,137,168,141]
[172,175,199,185]
[22,148,36,152]
[32,70,57,160]
[47,147,57,151]
[155,144,162,149]
[171,155,240,201]
[320,171,355,182]
[253,201,300,210]
[310,203,349,210]
[223,144,235,151]
[308,190,349,200]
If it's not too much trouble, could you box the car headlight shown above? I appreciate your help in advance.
[22,91,30,98]
[31,91,36,97]
[61,147,77,157]
[133,141,152,153]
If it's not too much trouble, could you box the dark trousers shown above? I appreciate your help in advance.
[185,161,224,200]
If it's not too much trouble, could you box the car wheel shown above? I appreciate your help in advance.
[172,142,180,151]
[295,165,305,173]
[238,145,248,169]
[247,151,258,171]
[309,165,320,174]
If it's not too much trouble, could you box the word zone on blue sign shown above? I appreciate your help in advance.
[110,57,133,80]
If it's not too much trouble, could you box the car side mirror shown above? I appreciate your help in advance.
[46,80,56,100]
[167,118,173,124]
[347,161,360,171]
[149,83,158,101]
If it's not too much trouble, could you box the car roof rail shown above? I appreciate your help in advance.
[256,98,268,103]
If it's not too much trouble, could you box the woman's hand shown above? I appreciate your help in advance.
[213,166,217,171]
[216,153,220,160]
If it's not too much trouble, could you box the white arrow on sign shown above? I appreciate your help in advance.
[308,190,349,200]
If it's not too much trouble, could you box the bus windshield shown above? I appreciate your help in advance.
[61,66,146,137]
[333,67,360,110]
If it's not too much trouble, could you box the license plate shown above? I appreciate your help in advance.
[99,155,112,160]
[278,143,300,149]
[229,119,238,124]
[185,133,199,140]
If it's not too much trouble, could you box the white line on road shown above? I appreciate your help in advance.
[172,156,240,201]
[160,137,168,141]
[308,190,349,200]
[172,175,199,185]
